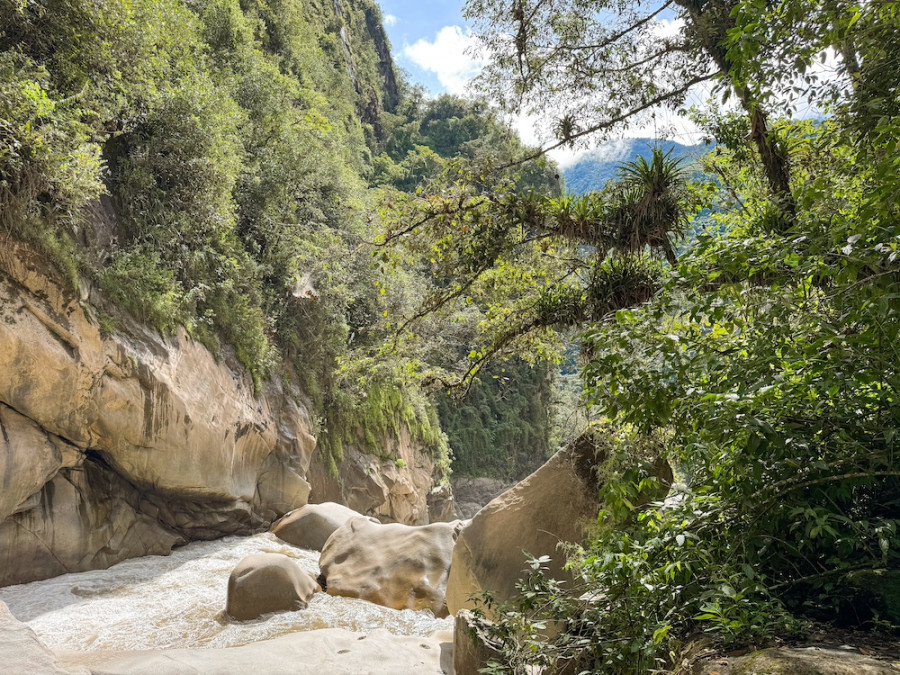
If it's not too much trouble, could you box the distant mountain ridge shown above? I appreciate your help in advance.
[561,138,711,194]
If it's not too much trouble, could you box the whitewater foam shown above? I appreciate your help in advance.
[0,533,452,651]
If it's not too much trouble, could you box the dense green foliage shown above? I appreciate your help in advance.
[437,359,552,479]
[0,0,567,480]
[372,93,560,193]
[442,0,900,672]
[364,94,564,478]
[378,143,704,408]
[0,0,453,471]
[0,0,378,377]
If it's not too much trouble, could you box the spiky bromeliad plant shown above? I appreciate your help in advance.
[379,146,698,390]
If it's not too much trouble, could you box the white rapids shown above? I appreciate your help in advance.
[0,533,452,652]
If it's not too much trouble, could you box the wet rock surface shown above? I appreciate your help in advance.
[0,453,182,586]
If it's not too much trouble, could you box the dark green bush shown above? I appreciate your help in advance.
[98,246,187,333]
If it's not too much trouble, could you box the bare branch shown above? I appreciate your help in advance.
[557,0,676,53]
[375,194,490,246]
[497,71,720,172]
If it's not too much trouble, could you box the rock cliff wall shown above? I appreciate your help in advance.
[306,427,443,526]
[0,241,439,586]
[0,241,315,585]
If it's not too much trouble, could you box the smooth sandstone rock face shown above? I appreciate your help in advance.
[445,434,606,617]
[0,457,181,586]
[319,517,460,616]
[226,553,320,621]
[0,241,315,585]
[307,428,438,526]
[0,601,88,675]
[270,502,370,551]
[0,403,79,522]
[0,237,444,586]
[57,628,451,675]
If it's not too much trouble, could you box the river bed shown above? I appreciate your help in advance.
[0,533,452,652]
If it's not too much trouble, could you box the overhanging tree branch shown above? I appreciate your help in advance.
[497,71,719,171]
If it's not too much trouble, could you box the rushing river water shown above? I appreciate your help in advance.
[0,533,452,652]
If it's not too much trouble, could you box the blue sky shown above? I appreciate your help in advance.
[376,0,480,97]
[376,1,470,95]
[372,1,833,166]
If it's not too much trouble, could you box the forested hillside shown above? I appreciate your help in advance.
[0,0,559,481]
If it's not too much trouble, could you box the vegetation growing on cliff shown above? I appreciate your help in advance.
[0,0,436,468]
[0,0,561,479]
[437,359,552,479]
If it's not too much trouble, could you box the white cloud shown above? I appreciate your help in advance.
[651,17,685,40]
[399,21,702,164]
[575,138,635,164]
[403,26,484,96]
[383,13,397,26]
[507,107,706,170]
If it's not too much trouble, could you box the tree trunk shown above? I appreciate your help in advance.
[676,0,796,221]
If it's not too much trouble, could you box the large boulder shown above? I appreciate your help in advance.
[445,432,608,616]
[226,553,319,621]
[319,517,460,616]
[270,502,370,551]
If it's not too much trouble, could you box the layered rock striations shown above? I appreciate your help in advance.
[306,427,440,526]
[0,241,316,585]
[0,241,440,586]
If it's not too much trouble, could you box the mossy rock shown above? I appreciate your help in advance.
[694,647,900,674]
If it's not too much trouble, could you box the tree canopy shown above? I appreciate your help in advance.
[378,0,900,671]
